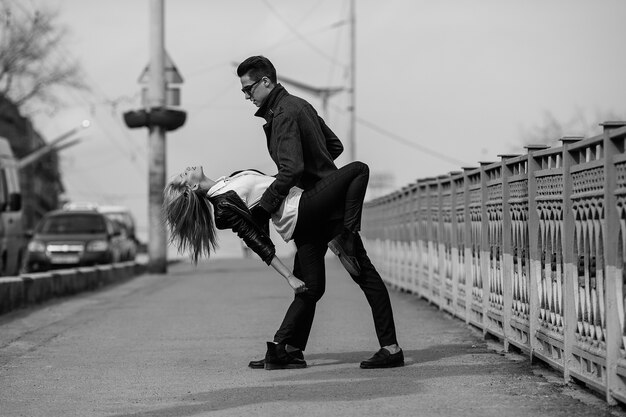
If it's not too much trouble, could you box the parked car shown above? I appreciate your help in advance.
[61,203,138,261]
[22,209,126,272]
[97,205,138,261]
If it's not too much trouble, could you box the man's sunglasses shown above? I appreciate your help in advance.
[241,78,263,96]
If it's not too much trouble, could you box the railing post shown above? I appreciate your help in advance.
[500,154,520,351]
[408,183,420,295]
[414,179,426,298]
[390,192,398,285]
[439,175,454,313]
[426,178,437,303]
[388,193,396,284]
[405,186,414,291]
[560,136,582,383]
[376,198,384,270]
[437,176,448,309]
[381,195,389,283]
[480,162,492,337]
[463,167,475,325]
[418,179,431,301]
[400,186,411,291]
[601,121,626,404]
[397,189,405,288]
[450,171,462,318]
[525,144,551,364]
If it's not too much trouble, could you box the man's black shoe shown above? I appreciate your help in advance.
[360,348,404,369]
[328,230,361,276]
[264,342,307,370]
[248,358,265,369]
[248,349,304,369]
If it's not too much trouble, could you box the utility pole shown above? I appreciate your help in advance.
[147,0,167,273]
[348,0,356,161]
[277,73,343,120]
[122,0,185,273]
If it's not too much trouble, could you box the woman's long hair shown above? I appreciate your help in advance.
[163,180,218,263]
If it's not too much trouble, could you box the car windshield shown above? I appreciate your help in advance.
[40,214,107,234]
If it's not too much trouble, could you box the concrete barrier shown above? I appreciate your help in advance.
[76,267,97,292]
[22,271,54,304]
[0,261,146,316]
[52,269,80,296]
[0,277,24,314]
[96,264,115,287]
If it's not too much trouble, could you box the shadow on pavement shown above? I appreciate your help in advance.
[302,342,491,367]
[109,344,509,417]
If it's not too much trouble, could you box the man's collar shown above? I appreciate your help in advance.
[254,83,288,121]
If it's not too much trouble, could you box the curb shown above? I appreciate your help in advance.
[0,261,147,315]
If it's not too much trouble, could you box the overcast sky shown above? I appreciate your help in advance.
[21,0,626,254]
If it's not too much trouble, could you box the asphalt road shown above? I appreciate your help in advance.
[0,256,624,417]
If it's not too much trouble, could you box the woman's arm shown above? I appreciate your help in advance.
[212,191,276,264]
[210,191,306,293]
[269,256,307,294]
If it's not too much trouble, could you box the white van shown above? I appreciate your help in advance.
[0,137,24,276]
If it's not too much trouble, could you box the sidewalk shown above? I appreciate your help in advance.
[0,256,623,416]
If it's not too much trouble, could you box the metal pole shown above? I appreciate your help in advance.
[147,0,167,273]
[348,0,356,161]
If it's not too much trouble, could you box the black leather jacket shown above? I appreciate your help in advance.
[208,190,276,265]
[254,84,343,214]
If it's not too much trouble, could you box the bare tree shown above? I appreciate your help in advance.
[0,2,87,114]
[512,108,624,152]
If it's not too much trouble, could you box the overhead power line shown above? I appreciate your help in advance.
[261,0,345,67]
[243,1,462,168]
[356,116,468,167]
[326,102,468,166]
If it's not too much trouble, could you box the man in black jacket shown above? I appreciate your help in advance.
[237,56,403,370]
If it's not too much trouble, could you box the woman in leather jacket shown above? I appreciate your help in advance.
[163,161,370,294]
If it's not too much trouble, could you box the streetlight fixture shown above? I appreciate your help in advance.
[18,120,90,169]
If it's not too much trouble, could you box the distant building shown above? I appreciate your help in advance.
[0,95,64,230]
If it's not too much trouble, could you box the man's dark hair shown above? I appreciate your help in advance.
[237,56,277,84]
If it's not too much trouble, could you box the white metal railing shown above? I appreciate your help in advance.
[362,122,626,405]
